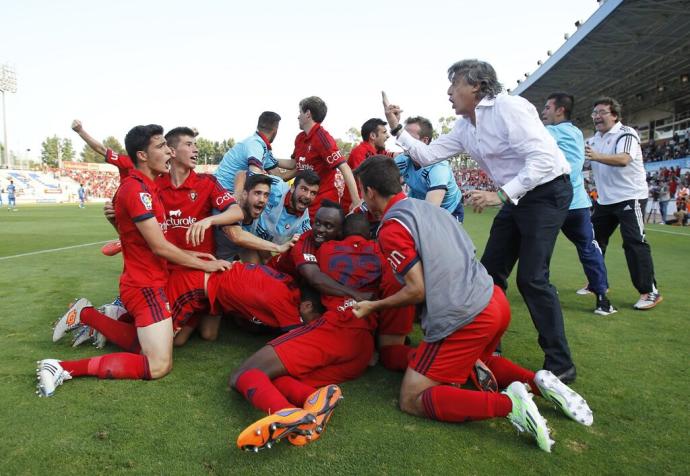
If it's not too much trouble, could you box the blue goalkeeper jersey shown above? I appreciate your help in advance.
[250,176,311,245]
[215,132,278,193]
[394,154,462,213]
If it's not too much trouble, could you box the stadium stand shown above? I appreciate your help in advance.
[511,0,690,222]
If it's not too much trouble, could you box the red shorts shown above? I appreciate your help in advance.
[377,265,415,335]
[119,284,172,328]
[166,270,209,333]
[269,314,374,387]
[409,286,509,384]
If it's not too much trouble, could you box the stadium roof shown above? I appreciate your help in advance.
[511,0,690,127]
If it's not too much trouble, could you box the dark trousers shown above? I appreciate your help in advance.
[591,199,656,294]
[561,207,609,295]
[481,175,573,373]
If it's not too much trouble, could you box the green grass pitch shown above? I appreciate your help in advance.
[0,204,688,475]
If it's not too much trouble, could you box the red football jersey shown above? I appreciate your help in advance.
[156,171,236,257]
[206,263,302,330]
[105,148,134,180]
[114,169,168,288]
[292,123,347,219]
[342,142,393,211]
[266,230,319,279]
[376,193,419,276]
[317,235,383,329]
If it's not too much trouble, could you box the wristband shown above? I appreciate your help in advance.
[497,189,508,204]
[390,124,403,136]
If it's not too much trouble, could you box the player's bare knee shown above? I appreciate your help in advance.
[147,355,173,379]
[199,327,219,341]
[399,391,424,416]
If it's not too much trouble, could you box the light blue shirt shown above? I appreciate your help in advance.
[546,122,591,210]
[7,183,16,198]
[215,132,278,193]
[251,176,311,245]
[394,154,462,213]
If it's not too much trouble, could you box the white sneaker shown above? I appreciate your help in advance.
[633,291,663,310]
[534,370,593,426]
[503,381,554,452]
[53,298,92,342]
[36,359,72,397]
[575,285,592,296]
[71,302,127,348]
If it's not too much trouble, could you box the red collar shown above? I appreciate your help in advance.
[283,189,300,216]
[155,169,197,190]
[130,168,159,192]
[305,123,322,139]
[257,131,272,150]
[383,192,407,215]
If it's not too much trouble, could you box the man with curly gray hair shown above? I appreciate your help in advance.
[382,59,577,383]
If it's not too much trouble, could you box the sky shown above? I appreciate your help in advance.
[0,0,600,162]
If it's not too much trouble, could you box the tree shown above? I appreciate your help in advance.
[335,138,354,157]
[196,136,235,165]
[40,136,60,167]
[61,138,75,162]
[346,127,361,144]
[103,136,125,155]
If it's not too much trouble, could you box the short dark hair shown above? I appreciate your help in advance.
[354,155,402,197]
[404,116,434,142]
[299,284,325,314]
[165,126,196,149]
[244,173,273,192]
[319,199,345,223]
[299,96,327,123]
[447,59,503,100]
[125,124,164,165]
[293,169,320,189]
[343,213,370,239]
[361,118,387,142]
[593,96,622,119]
[547,92,575,120]
[257,111,281,134]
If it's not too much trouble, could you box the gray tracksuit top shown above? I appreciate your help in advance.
[383,198,494,342]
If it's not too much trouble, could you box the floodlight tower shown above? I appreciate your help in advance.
[0,64,18,169]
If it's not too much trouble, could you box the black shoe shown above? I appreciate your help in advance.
[554,366,577,384]
[594,294,618,316]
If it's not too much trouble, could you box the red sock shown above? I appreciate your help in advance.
[235,369,291,414]
[81,307,141,353]
[379,345,415,371]
[60,358,90,377]
[61,353,150,380]
[483,355,538,394]
[272,376,316,407]
[421,385,513,422]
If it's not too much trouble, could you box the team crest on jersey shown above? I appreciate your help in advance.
[189,191,198,201]
[139,193,153,210]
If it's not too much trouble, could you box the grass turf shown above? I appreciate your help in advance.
[0,204,688,475]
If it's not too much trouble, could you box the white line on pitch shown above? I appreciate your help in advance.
[0,240,112,261]
[646,228,690,237]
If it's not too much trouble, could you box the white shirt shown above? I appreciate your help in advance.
[396,93,570,203]
[588,121,648,205]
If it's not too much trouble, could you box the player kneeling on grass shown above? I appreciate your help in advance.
[230,213,382,452]
[352,156,593,452]
[36,125,231,397]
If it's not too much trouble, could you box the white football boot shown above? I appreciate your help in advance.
[53,298,92,342]
[534,370,593,426]
[504,381,554,452]
[35,359,72,397]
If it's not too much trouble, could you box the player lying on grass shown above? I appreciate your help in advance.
[36,125,232,397]
[56,260,323,350]
[352,156,593,453]
[229,213,383,452]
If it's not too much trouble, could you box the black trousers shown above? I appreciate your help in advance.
[481,175,573,373]
[591,199,656,294]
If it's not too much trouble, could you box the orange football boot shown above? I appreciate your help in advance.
[236,408,316,452]
[289,384,343,446]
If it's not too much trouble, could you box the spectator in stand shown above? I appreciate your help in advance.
[658,180,671,224]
